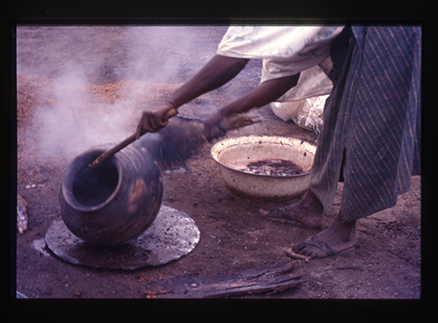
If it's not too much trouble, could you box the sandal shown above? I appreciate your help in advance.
[259,207,324,230]
[285,236,356,259]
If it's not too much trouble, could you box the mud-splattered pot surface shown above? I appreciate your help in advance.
[16,26,421,299]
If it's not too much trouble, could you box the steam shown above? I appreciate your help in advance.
[17,26,217,164]
[32,63,132,160]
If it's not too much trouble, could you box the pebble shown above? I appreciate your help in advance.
[31,238,51,257]
[17,195,28,234]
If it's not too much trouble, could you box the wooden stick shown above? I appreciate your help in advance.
[144,261,305,298]
[85,108,178,172]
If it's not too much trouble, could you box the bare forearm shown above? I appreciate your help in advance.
[218,73,301,117]
[167,54,249,108]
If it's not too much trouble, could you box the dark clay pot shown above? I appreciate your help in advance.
[59,142,163,246]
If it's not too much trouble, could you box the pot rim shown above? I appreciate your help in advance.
[61,150,123,213]
[210,135,316,178]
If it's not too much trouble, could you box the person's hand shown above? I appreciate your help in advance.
[135,102,176,139]
[203,110,226,141]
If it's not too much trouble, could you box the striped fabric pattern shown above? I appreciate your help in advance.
[309,26,421,222]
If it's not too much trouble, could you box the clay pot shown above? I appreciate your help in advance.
[59,142,163,246]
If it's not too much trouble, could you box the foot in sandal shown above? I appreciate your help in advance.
[260,189,325,229]
[287,213,357,259]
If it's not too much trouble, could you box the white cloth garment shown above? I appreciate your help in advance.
[217,25,343,101]
[217,26,344,130]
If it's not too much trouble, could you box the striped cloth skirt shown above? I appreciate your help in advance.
[309,26,421,222]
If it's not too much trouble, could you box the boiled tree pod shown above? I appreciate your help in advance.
[59,141,163,246]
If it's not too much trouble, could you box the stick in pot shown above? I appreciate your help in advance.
[84,108,178,173]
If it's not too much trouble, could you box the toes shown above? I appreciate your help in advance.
[293,237,312,252]
[300,246,326,258]
[293,244,311,256]
[302,250,313,257]
[259,208,279,218]
[292,245,312,257]
[292,245,308,257]
[292,238,328,258]
[292,243,305,253]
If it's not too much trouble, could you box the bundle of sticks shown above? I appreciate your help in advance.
[144,261,304,298]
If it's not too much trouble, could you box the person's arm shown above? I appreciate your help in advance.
[168,54,249,108]
[203,73,300,139]
[136,54,249,138]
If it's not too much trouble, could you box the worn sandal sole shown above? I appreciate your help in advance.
[259,207,325,230]
[285,246,355,260]
[335,246,356,256]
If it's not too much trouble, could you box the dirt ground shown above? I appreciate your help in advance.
[15,25,421,299]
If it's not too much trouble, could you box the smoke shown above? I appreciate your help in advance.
[30,60,135,161]
[17,26,218,165]
[19,27,128,164]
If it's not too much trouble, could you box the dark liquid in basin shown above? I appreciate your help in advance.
[244,158,306,176]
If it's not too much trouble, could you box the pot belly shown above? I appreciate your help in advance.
[59,142,163,246]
